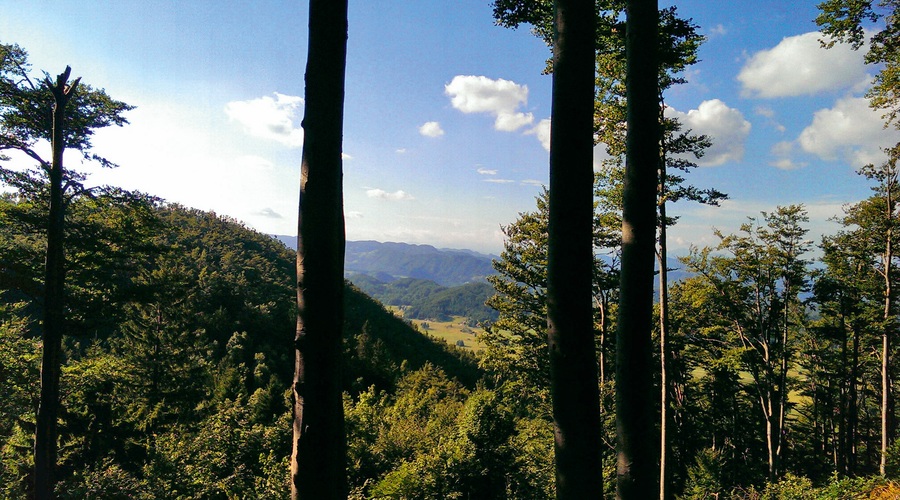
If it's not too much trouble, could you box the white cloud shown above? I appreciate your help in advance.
[445,75,534,131]
[366,188,415,201]
[521,179,544,187]
[225,93,304,147]
[419,121,444,137]
[665,99,751,166]
[755,106,775,119]
[708,24,727,37]
[342,153,353,160]
[737,32,870,98]
[768,140,807,170]
[484,178,516,184]
[528,118,552,151]
[346,211,364,219]
[477,167,497,175]
[396,148,407,154]
[798,96,900,166]
[256,207,283,218]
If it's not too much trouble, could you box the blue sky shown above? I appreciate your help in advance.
[2,0,898,254]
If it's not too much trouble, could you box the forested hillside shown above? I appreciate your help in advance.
[349,275,499,325]
[7,0,900,495]
[0,194,483,497]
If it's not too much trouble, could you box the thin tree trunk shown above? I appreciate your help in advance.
[849,314,860,474]
[657,105,670,500]
[881,185,893,477]
[290,1,349,498]
[658,247,671,499]
[34,67,78,500]
[546,0,602,497]
[616,0,660,498]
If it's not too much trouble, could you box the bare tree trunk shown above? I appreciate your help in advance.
[658,242,670,500]
[881,179,894,477]
[657,113,670,500]
[290,2,349,498]
[616,0,660,498]
[849,315,860,474]
[546,0,602,497]
[34,67,78,500]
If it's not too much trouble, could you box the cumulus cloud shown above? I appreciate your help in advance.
[528,118,552,151]
[769,141,808,170]
[225,93,304,147]
[737,32,870,98]
[445,75,534,131]
[665,99,751,166]
[798,96,900,166]
[419,121,444,137]
[366,188,415,201]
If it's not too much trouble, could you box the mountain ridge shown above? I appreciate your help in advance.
[274,236,498,286]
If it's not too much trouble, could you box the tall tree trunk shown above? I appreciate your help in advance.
[849,314,860,474]
[546,0,602,497]
[657,102,670,500]
[34,67,78,500]
[290,2,349,498]
[657,242,670,499]
[881,180,894,477]
[616,0,660,498]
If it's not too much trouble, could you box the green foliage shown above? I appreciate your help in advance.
[345,366,551,499]
[681,447,727,500]
[817,0,900,127]
[0,41,134,179]
[350,276,499,325]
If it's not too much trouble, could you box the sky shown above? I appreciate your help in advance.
[2,0,898,255]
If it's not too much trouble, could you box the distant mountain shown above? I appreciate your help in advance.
[274,237,498,287]
[273,235,693,290]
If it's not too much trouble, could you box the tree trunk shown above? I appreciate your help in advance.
[616,0,660,498]
[546,0,602,497]
[33,67,78,500]
[881,185,894,477]
[658,245,670,500]
[657,111,670,500]
[290,2,349,498]
[849,314,860,474]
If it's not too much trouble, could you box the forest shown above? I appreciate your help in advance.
[5,0,900,498]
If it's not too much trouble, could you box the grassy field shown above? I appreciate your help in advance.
[387,306,486,353]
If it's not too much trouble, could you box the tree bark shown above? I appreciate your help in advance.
[545,0,602,497]
[616,0,660,498]
[290,2,349,498]
[657,100,670,500]
[881,165,895,476]
[33,67,78,500]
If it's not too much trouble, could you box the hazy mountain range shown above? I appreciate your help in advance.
[274,237,498,287]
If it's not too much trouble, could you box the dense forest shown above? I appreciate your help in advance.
[0,196,485,497]
[6,0,900,498]
[349,275,499,326]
